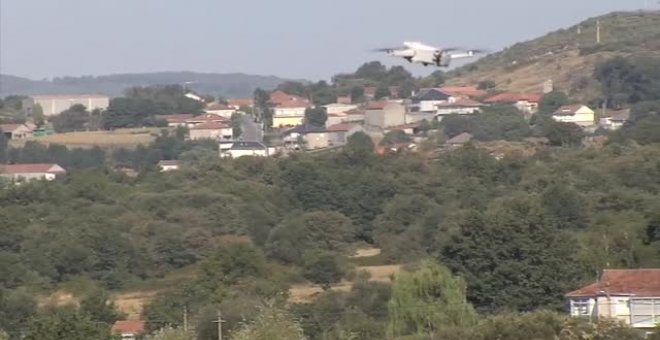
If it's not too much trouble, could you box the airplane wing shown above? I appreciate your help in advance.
[403,41,437,51]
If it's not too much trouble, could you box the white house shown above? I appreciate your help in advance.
[484,93,542,115]
[410,88,452,113]
[566,269,660,334]
[599,109,631,130]
[323,103,359,115]
[219,141,269,158]
[0,123,33,139]
[435,99,484,118]
[205,103,236,118]
[158,160,180,172]
[552,105,595,127]
[272,101,309,128]
[189,122,233,140]
[0,163,66,182]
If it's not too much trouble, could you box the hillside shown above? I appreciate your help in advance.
[448,10,660,101]
[0,71,296,98]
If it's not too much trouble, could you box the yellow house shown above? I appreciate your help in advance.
[552,105,595,127]
[565,269,660,335]
[273,115,305,128]
[272,100,309,128]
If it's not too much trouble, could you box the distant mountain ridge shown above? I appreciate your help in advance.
[0,71,301,98]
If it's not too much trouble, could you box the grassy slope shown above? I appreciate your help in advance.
[447,11,660,101]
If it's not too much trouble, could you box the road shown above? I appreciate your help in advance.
[239,114,263,142]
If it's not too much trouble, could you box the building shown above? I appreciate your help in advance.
[565,269,660,333]
[0,163,66,182]
[323,103,359,115]
[155,114,195,128]
[365,102,406,128]
[599,109,631,130]
[158,160,180,172]
[445,132,473,147]
[435,99,484,118]
[484,92,542,114]
[227,98,255,110]
[552,105,595,127]
[410,88,452,112]
[325,123,364,146]
[406,111,436,124]
[111,320,146,340]
[189,121,232,140]
[205,103,236,118]
[336,95,352,105]
[0,123,33,139]
[185,114,230,128]
[219,141,269,158]
[272,101,309,128]
[23,94,110,116]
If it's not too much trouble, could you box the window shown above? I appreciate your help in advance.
[630,298,660,328]
[572,299,591,316]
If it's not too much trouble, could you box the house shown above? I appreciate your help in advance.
[445,132,473,147]
[326,113,349,126]
[599,109,631,130]
[23,94,110,116]
[336,96,352,105]
[344,109,366,122]
[185,114,230,128]
[219,141,269,158]
[406,111,436,124]
[205,103,236,118]
[323,103,359,115]
[325,123,364,146]
[485,93,542,114]
[111,320,146,340]
[553,105,595,127]
[0,123,33,139]
[0,163,66,182]
[227,98,255,110]
[410,88,452,112]
[282,124,326,148]
[155,114,195,128]
[269,90,309,106]
[438,86,487,99]
[385,123,420,135]
[185,93,204,102]
[365,102,406,129]
[435,99,484,118]
[189,121,233,141]
[272,100,309,128]
[565,269,660,333]
[158,160,180,172]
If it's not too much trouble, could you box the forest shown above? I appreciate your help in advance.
[1,119,660,339]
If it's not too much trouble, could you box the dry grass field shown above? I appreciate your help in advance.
[10,128,162,148]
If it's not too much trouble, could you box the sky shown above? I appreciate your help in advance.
[0,0,651,81]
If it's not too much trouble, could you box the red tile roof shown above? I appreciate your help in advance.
[190,121,230,130]
[111,320,146,335]
[0,124,26,132]
[227,98,254,107]
[566,269,660,297]
[485,92,542,103]
[155,114,195,123]
[276,100,309,109]
[188,114,230,123]
[366,101,389,110]
[0,163,66,174]
[439,86,488,98]
[269,90,308,105]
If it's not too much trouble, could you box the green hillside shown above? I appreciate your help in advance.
[448,10,660,100]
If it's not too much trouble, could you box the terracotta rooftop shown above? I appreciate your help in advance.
[566,269,660,297]
[0,124,26,132]
[0,163,66,174]
[439,86,488,98]
[155,114,195,123]
[111,320,146,335]
[227,98,254,107]
[276,100,310,109]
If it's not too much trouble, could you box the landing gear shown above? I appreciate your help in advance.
[404,57,413,63]
[422,63,429,66]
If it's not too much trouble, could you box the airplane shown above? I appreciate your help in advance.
[373,41,487,67]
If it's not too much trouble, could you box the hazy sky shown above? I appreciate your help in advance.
[0,0,650,81]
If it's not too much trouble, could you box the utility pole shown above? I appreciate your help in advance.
[214,310,224,340]
[596,20,601,44]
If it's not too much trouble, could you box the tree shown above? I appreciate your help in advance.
[380,130,411,146]
[0,128,7,164]
[32,104,45,126]
[387,259,477,339]
[50,104,90,132]
[595,57,650,108]
[23,308,112,340]
[375,86,390,100]
[304,107,327,127]
[542,120,584,147]
[79,288,122,324]
[538,91,569,115]
[303,251,345,289]
[441,196,583,313]
[144,326,194,340]
[230,303,306,340]
[342,132,374,164]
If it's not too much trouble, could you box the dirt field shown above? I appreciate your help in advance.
[113,291,158,319]
[11,128,162,148]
